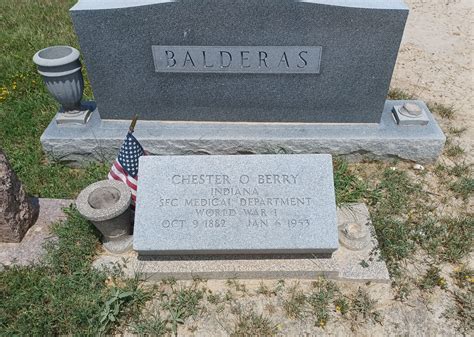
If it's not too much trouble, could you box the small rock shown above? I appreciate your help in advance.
[413,164,425,171]
[390,167,397,171]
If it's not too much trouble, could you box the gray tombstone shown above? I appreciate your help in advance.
[40,0,445,165]
[70,0,408,123]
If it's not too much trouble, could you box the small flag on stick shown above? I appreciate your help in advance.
[108,115,145,207]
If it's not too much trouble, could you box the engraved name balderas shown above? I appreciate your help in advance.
[152,46,322,74]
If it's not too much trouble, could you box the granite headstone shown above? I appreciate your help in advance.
[71,0,408,123]
[134,154,339,255]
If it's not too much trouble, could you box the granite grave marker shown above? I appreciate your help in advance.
[70,0,408,123]
[134,154,339,256]
[40,0,445,165]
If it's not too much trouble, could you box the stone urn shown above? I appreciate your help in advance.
[33,45,91,124]
[76,180,133,254]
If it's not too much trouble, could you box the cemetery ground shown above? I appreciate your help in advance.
[0,0,472,336]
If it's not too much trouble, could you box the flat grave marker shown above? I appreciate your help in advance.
[134,154,339,255]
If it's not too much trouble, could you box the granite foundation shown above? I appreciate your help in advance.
[41,100,445,167]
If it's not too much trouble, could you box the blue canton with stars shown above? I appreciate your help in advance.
[117,132,145,177]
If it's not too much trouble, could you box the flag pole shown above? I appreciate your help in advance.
[129,114,139,133]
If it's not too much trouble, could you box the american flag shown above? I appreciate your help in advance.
[108,131,145,207]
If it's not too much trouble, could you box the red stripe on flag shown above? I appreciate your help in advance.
[111,162,137,190]
[113,161,137,182]
[109,169,124,184]
[113,162,138,186]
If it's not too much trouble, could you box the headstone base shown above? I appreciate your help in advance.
[41,100,445,167]
[93,204,391,283]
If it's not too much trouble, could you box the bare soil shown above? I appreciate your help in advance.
[392,0,473,163]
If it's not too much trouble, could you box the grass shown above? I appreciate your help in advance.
[445,289,474,334]
[450,177,474,200]
[1,1,472,334]
[445,265,474,334]
[131,278,206,336]
[414,217,474,263]
[434,160,473,200]
[307,279,340,327]
[417,266,447,291]
[0,208,148,335]
[447,126,467,137]
[369,169,420,271]
[0,0,109,199]
[452,265,474,289]
[349,288,382,329]
[333,159,374,204]
[230,309,278,337]
[429,102,456,119]
[129,309,167,336]
[282,279,382,329]
[283,283,307,319]
[445,144,465,158]
[387,88,415,100]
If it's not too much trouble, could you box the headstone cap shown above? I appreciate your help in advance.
[71,0,408,11]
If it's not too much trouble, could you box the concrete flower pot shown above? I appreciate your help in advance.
[33,46,91,124]
[76,180,133,254]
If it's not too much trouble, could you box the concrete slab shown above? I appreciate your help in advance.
[0,199,73,268]
[94,203,391,283]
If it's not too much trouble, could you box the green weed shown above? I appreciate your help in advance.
[226,278,248,295]
[0,208,147,335]
[283,283,307,319]
[445,144,465,158]
[429,102,456,119]
[333,159,372,205]
[417,266,447,291]
[370,169,420,273]
[129,310,167,336]
[450,177,474,200]
[349,288,382,330]
[452,266,474,289]
[444,290,474,334]
[447,126,467,137]
[307,279,339,328]
[230,308,278,337]
[449,162,472,178]
[414,216,473,263]
[159,282,205,336]
[387,88,415,100]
